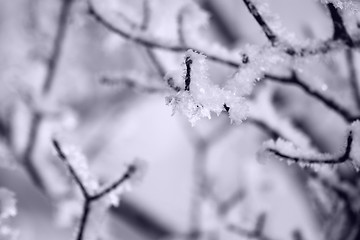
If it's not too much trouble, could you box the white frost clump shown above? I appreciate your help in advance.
[227,45,289,96]
[167,47,290,125]
[318,0,360,12]
[0,188,18,240]
[166,50,249,125]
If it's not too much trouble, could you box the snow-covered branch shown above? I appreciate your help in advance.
[52,139,145,240]
[261,123,356,168]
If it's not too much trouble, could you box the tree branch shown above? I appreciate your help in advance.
[184,55,193,91]
[87,0,240,68]
[267,130,353,166]
[242,0,277,44]
[53,139,90,198]
[53,140,139,240]
[327,3,353,46]
[22,0,74,191]
[227,213,276,240]
[265,72,359,123]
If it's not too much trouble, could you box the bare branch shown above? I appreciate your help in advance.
[23,0,75,191]
[42,0,74,94]
[241,0,277,44]
[140,0,150,30]
[90,164,136,201]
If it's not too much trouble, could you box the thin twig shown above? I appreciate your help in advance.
[87,1,240,67]
[90,165,136,201]
[265,72,359,123]
[88,0,360,65]
[53,139,90,198]
[267,130,353,165]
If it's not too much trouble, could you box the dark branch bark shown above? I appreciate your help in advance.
[242,0,277,44]
[327,3,353,46]
[76,201,91,240]
[184,55,193,91]
[265,72,359,123]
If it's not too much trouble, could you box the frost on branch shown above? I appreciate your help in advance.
[166,46,290,125]
[0,188,18,240]
[166,50,248,125]
[259,122,360,170]
[52,139,147,239]
[55,143,100,195]
[318,0,360,12]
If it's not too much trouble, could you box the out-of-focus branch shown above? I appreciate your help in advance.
[246,117,283,139]
[87,0,240,67]
[88,0,360,66]
[265,72,360,123]
[217,188,245,215]
[227,213,276,240]
[23,0,74,191]
[346,50,360,110]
